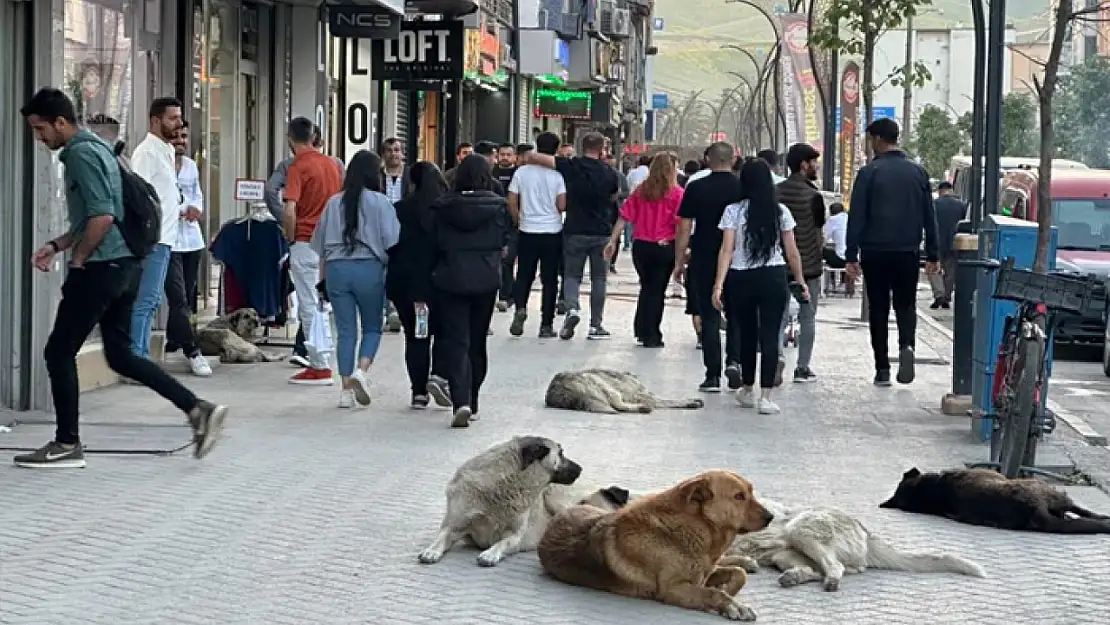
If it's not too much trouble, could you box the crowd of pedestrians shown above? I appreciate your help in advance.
[15,83,946,468]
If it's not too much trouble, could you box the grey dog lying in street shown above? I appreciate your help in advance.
[544,369,705,413]
[417,436,631,567]
[720,498,986,592]
[196,308,285,364]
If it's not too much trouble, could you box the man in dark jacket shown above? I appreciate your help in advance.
[928,181,967,308]
[846,118,939,387]
[490,142,518,310]
[777,143,826,383]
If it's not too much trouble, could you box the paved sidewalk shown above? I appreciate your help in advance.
[3,291,1110,625]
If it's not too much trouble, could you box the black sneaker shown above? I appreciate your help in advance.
[929,298,943,310]
[509,309,527,337]
[538,325,557,339]
[560,310,581,340]
[189,400,228,459]
[793,367,818,383]
[496,300,509,312]
[699,377,722,393]
[451,405,473,428]
[724,364,742,390]
[587,326,611,340]
[427,375,452,407]
[940,300,951,309]
[14,441,86,469]
[897,346,916,384]
[874,369,893,387]
[411,394,430,409]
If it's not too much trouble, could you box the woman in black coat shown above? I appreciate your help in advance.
[386,162,448,408]
[425,154,510,428]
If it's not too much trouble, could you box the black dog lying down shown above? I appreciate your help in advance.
[881,468,1110,534]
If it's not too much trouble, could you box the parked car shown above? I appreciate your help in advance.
[999,167,1110,345]
[948,155,1089,205]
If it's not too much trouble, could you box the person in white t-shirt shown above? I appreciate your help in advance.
[507,133,567,339]
[713,158,807,415]
[626,154,651,190]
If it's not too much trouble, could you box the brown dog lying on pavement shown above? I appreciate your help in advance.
[537,469,774,621]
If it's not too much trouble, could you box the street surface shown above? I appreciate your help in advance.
[3,270,1110,624]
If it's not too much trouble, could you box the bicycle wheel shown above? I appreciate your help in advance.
[999,334,1044,478]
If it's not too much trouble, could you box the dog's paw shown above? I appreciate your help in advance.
[690,398,705,408]
[722,600,757,621]
[822,577,840,592]
[417,548,444,564]
[637,405,653,414]
[735,556,759,573]
[476,548,503,567]
[777,569,805,588]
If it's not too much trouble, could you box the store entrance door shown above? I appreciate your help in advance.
[0,0,33,409]
[240,73,259,182]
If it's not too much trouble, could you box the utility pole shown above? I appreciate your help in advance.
[901,14,914,139]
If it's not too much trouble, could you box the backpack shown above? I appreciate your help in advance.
[114,156,163,258]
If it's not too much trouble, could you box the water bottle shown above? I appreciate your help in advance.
[415,303,429,339]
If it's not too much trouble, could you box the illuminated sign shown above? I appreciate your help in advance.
[534,89,593,119]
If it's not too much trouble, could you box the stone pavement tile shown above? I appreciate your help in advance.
[2,296,1110,624]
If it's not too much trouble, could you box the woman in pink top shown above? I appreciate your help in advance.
[605,153,684,347]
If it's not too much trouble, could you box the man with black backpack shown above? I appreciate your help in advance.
[16,87,227,469]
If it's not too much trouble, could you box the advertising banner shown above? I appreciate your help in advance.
[778,13,824,150]
[839,61,860,209]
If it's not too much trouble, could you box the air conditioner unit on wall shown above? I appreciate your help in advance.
[601,7,631,38]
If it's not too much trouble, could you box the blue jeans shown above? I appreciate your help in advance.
[130,243,172,358]
[326,258,387,377]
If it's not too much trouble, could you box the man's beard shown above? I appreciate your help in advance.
[806,168,818,181]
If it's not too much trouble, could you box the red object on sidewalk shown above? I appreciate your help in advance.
[224,267,247,313]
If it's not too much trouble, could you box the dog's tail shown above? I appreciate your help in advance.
[1034,515,1110,534]
[653,397,706,410]
[866,536,986,578]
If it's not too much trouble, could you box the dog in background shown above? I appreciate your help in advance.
[417,436,631,567]
[545,369,705,414]
[196,308,285,364]
[721,498,985,592]
[880,467,1110,534]
[538,470,773,621]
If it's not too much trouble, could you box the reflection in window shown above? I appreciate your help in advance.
[63,0,134,147]
[1054,199,1110,250]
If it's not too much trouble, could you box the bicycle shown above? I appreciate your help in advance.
[962,257,1104,478]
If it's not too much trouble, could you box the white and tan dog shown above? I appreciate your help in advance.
[417,436,630,567]
[721,498,986,591]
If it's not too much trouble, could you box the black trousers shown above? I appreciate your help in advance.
[391,291,437,396]
[690,252,726,378]
[45,259,199,445]
[512,232,563,326]
[499,230,518,303]
[165,250,202,357]
[432,289,496,412]
[631,240,676,343]
[861,250,919,370]
[726,265,789,388]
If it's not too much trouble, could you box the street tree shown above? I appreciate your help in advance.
[908,105,963,177]
[1000,92,1038,158]
[1030,0,1110,273]
[1053,55,1110,168]
[810,0,934,138]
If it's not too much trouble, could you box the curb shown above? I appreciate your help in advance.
[915,306,1108,447]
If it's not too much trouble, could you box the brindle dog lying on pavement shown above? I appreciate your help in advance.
[196,308,285,364]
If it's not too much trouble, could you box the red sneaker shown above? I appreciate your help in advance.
[289,368,335,386]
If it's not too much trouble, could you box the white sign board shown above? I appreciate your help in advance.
[234,178,266,201]
[345,38,376,159]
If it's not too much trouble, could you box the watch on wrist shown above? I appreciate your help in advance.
[47,240,60,253]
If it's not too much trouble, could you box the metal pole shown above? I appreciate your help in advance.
[981,0,1006,225]
[823,44,838,191]
[901,14,914,139]
[969,0,986,233]
[944,230,978,415]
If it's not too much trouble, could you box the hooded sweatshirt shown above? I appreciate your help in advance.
[430,190,510,294]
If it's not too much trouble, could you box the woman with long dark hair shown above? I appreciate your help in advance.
[427,154,509,427]
[311,150,400,408]
[712,158,807,414]
[605,152,684,347]
[386,161,449,408]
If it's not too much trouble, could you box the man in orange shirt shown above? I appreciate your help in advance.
[282,116,343,385]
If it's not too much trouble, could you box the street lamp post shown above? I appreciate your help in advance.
[723,45,778,147]
[723,0,787,151]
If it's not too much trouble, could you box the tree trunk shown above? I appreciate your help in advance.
[1034,1,1071,274]
[861,15,876,320]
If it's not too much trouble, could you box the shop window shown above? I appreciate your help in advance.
[64,0,135,141]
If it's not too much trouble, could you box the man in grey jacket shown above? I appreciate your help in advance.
[846,118,939,387]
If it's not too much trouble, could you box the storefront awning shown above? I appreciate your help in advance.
[404,0,477,17]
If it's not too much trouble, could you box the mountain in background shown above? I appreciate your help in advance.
[650,0,1052,99]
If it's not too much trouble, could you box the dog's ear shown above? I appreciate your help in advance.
[600,486,631,507]
[518,437,551,469]
[903,467,922,480]
[679,476,713,505]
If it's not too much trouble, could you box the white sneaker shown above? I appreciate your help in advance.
[188,355,212,377]
[758,398,781,415]
[349,369,372,406]
[337,389,356,409]
[736,389,756,408]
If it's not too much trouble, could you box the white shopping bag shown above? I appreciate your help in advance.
[304,303,333,357]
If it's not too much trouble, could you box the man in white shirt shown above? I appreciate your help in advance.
[129,97,193,366]
[507,133,567,339]
[164,121,211,376]
[626,154,651,190]
[823,201,848,266]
